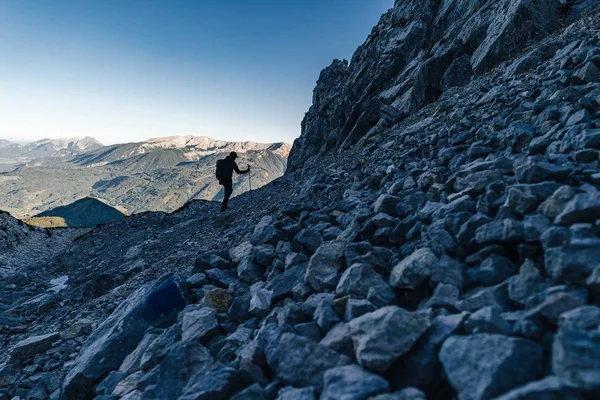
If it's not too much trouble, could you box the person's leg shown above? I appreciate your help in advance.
[222,181,233,211]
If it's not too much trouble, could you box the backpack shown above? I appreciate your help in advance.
[215,159,227,182]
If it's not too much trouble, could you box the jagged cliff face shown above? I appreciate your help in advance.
[288,0,596,171]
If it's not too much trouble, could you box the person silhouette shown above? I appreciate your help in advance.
[216,151,250,212]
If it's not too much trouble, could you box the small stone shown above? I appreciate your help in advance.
[202,287,229,312]
[62,319,93,340]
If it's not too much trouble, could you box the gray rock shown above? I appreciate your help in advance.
[344,299,376,322]
[237,258,264,283]
[508,264,548,306]
[587,265,600,292]
[475,219,524,245]
[558,305,600,331]
[266,264,307,301]
[320,322,354,359]
[249,287,273,318]
[0,311,23,327]
[96,371,127,396]
[464,307,511,334]
[178,363,242,400]
[575,61,600,83]
[544,238,600,283]
[493,376,585,400]
[143,341,212,400]
[231,383,266,400]
[440,334,543,400]
[277,386,316,400]
[314,294,341,333]
[251,216,278,245]
[269,332,351,391]
[389,248,438,289]
[370,388,427,400]
[181,305,220,343]
[62,274,188,399]
[420,283,459,310]
[10,332,60,364]
[431,255,464,290]
[336,264,395,305]
[373,194,402,216]
[458,282,511,312]
[515,159,570,183]
[538,185,577,221]
[389,312,469,390]
[119,330,161,374]
[553,326,600,391]
[555,189,600,225]
[478,255,517,287]
[349,306,431,372]
[321,364,389,400]
[305,241,346,292]
[294,228,323,255]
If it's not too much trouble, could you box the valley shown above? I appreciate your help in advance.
[0,136,290,218]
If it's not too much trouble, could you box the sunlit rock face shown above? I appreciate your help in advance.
[288,0,576,172]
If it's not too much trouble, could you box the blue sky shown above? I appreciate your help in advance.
[0,0,393,145]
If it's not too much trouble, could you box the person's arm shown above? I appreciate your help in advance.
[233,162,249,174]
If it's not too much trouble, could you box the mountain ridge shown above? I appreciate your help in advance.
[2,2,600,399]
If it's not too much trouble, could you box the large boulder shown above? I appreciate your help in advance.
[349,306,431,372]
[439,334,543,400]
[62,273,189,399]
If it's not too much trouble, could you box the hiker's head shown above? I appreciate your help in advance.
[229,151,238,160]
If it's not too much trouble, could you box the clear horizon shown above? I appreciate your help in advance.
[0,0,392,146]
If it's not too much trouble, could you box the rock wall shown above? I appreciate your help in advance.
[288,0,600,172]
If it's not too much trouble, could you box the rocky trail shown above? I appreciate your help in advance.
[3,0,600,399]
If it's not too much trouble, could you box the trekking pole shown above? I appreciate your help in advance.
[248,165,252,192]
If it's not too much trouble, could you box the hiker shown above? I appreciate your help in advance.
[216,151,250,212]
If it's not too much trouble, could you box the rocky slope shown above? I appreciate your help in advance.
[0,137,290,218]
[2,1,600,400]
[288,0,599,171]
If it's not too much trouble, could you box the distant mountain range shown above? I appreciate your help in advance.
[0,137,103,165]
[0,135,290,218]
